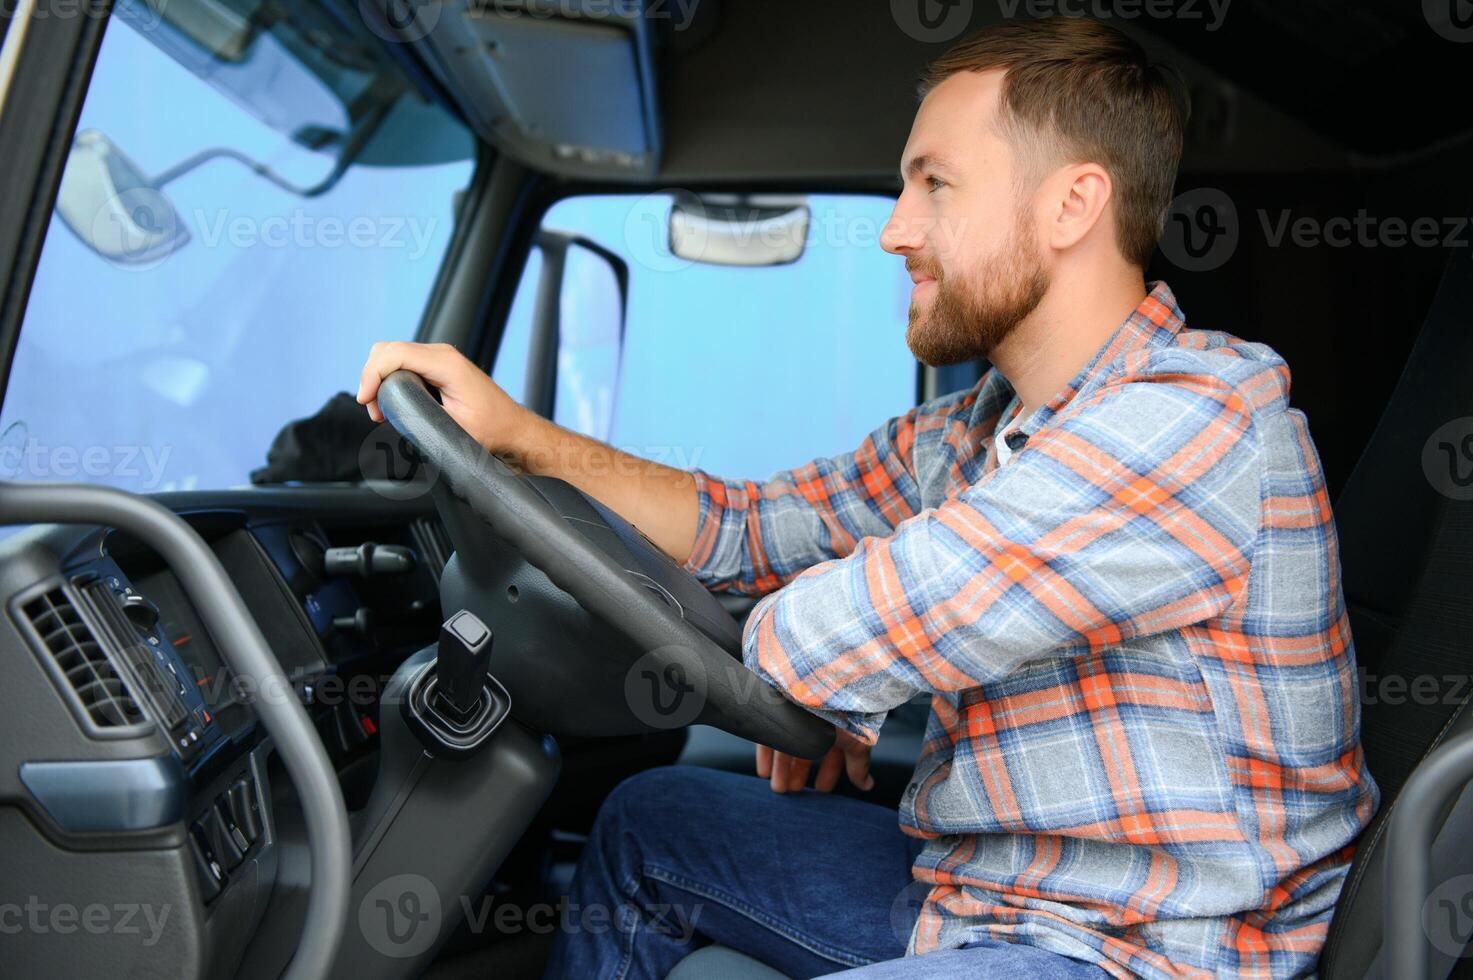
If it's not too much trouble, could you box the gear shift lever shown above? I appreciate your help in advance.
[436,610,493,722]
[401,609,510,759]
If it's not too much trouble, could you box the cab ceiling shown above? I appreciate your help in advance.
[421,0,1473,187]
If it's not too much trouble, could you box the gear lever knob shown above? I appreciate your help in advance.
[436,610,493,721]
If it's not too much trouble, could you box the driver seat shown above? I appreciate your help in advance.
[666,221,1473,979]
[667,945,789,979]
[1315,214,1473,976]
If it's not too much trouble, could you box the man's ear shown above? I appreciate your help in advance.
[1044,163,1113,252]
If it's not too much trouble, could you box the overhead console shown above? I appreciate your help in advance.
[374,0,676,179]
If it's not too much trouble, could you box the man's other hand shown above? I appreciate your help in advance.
[756,728,875,794]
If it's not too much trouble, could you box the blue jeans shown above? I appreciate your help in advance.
[542,765,1108,979]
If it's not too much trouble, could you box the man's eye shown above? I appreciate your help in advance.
[926,176,946,193]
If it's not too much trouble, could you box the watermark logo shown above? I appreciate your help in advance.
[359,0,443,43]
[358,422,441,501]
[474,0,701,29]
[1423,417,1473,501]
[1160,187,1239,272]
[355,877,702,953]
[359,873,441,959]
[992,0,1232,32]
[1424,0,1473,42]
[1423,874,1473,957]
[622,192,697,274]
[92,186,189,271]
[889,880,932,946]
[892,0,975,43]
[1159,195,1469,268]
[624,646,708,729]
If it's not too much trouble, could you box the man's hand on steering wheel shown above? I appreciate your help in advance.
[358,341,703,563]
[358,341,527,453]
[757,727,874,794]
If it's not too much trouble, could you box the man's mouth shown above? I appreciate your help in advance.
[906,260,940,286]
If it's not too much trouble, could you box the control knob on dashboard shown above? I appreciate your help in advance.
[120,591,161,632]
[324,542,416,578]
[288,533,416,588]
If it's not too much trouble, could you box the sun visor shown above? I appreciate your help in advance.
[399,1,664,180]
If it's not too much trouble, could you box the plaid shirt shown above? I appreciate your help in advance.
[683,282,1379,979]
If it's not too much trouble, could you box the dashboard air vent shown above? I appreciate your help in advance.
[20,587,145,730]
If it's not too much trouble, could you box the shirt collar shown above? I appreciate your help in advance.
[1010,280,1186,438]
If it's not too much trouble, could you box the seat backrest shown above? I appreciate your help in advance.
[1319,216,1473,977]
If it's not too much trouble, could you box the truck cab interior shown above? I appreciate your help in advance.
[0,2,1470,978]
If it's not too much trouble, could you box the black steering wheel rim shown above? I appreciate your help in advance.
[375,370,835,759]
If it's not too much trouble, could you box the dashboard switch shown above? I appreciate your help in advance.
[227,777,262,844]
[332,700,371,751]
[198,807,244,871]
[216,799,250,856]
[188,825,225,903]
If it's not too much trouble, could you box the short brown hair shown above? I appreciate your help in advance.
[920,17,1183,268]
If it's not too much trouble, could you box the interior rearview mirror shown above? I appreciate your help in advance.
[668,194,810,267]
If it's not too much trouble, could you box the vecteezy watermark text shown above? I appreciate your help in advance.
[191,209,441,261]
[994,0,1231,31]
[0,438,171,488]
[357,873,702,959]
[1160,187,1473,272]
[0,898,170,946]
[1258,210,1471,251]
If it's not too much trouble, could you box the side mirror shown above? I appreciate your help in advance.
[55,113,397,268]
[668,194,810,267]
[522,231,630,440]
[54,130,191,266]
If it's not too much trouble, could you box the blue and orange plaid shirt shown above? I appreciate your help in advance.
[682,282,1379,978]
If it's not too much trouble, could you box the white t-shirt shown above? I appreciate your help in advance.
[993,408,1032,467]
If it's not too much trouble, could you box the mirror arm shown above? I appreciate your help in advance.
[149,99,393,200]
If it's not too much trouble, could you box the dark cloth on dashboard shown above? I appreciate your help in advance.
[250,391,403,485]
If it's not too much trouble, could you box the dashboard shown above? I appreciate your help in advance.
[76,533,319,758]
[66,507,445,776]
[0,487,450,979]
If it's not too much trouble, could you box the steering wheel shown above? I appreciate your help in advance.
[375,370,835,760]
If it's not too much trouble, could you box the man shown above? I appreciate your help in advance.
[358,17,1377,979]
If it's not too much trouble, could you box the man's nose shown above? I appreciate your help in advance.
[881,200,926,255]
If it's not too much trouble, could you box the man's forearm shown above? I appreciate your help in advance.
[500,412,700,563]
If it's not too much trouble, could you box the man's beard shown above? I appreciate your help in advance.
[905,222,1050,366]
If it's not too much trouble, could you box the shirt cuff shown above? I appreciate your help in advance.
[741,590,886,746]
[681,468,731,583]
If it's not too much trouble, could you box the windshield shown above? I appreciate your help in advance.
[0,0,475,493]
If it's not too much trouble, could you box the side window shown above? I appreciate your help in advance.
[493,195,916,481]
[0,6,474,492]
